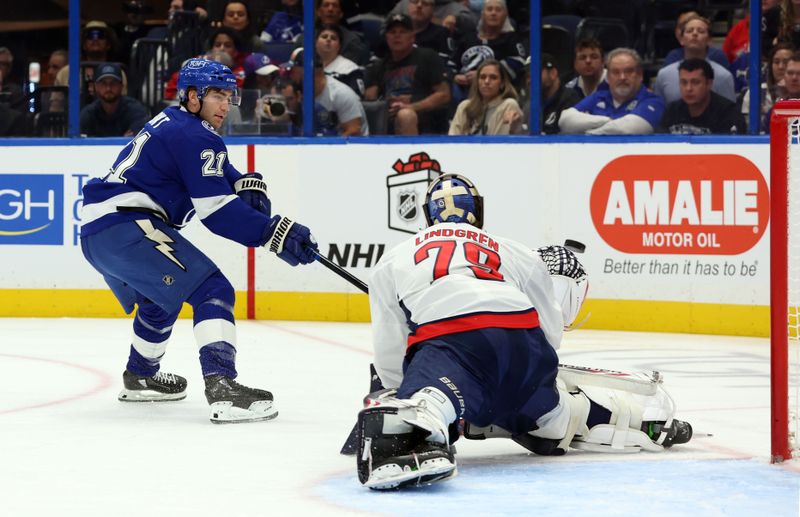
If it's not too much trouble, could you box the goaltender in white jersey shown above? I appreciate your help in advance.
[354,174,693,490]
[370,222,572,390]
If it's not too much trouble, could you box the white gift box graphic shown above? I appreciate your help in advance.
[386,152,441,234]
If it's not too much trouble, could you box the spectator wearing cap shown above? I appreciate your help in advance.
[282,47,305,85]
[389,0,477,39]
[55,21,127,106]
[559,48,664,135]
[316,0,370,66]
[539,53,581,134]
[80,63,149,137]
[83,20,121,62]
[387,0,455,76]
[244,52,280,93]
[364,13,451,135]
[564,38,607,100]
[261,0,303,43]
[316,23,364,97]
[314,55,368,136]
[363,0,455,75]
[658,58,745,135]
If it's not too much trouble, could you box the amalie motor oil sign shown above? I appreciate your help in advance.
[589,154,768,255]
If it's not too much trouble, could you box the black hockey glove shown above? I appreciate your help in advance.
[537,245,586,280]
[265,216,318,266]
[234,172,271,216]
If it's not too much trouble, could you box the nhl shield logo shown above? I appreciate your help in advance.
[386,152,441,234]
[397,191,417,221]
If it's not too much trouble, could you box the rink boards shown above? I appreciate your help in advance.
[0,138,770,336]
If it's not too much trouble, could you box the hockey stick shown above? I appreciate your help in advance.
[313,239,585,294]
[310,248,369,294]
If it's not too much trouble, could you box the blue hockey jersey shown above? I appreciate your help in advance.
[81,106,272,247]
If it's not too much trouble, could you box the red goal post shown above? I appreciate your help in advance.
[770,100,800,463]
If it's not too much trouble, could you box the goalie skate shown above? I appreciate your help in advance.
[362,442,457,490]
[118,370,187,402]
[357,398,457,490]
[204,375,278,424]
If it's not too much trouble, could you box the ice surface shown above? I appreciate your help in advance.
[1,318,798,516]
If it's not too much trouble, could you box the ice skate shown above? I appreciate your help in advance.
[118,370,187,402]
[646,419,693,447]
[204,375,278,424]
[357,397,457,490]
[362,436,457,490]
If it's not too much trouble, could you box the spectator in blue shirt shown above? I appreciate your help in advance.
[663,14,729,68]
[558,48,664,135]
[653,16,736,104]
[260,0,302,43]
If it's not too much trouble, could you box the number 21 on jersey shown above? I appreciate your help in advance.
[414,240,504,282]
[106,113,170,183]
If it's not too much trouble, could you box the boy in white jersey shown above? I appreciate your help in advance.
[356,174,692,490]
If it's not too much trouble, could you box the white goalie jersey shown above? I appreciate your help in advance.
[369,223,584,389]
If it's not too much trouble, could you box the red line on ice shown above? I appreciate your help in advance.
[0,353,114,415]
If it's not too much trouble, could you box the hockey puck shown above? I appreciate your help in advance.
[563,239,586,253]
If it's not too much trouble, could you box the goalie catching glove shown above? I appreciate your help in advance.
[537,245,586,279]
[264,216,317,266]
[234,172,271,216]
[537,245,589,328]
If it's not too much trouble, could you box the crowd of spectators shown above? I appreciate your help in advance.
[2,0,800,137]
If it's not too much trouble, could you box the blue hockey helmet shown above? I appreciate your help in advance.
[423,174,484,228]
[177,58,241,106]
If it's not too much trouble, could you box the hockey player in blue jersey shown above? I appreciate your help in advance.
[80,58,318,424]
[356,174,692,489]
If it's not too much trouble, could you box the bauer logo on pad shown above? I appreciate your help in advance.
[0,174,64,245]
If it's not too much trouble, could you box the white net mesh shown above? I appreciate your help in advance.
[787,118,800,452]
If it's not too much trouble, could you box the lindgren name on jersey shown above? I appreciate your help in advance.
[415,226,499,252]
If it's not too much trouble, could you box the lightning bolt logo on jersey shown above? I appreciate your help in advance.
[136,219,186,271]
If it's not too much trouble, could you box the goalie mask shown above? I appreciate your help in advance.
[423,174,484,229]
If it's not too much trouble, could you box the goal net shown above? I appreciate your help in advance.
[770,100,800,463]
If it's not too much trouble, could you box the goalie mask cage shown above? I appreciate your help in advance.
[770,100,800,463]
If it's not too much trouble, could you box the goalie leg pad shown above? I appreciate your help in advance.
[570,384,680,453]
[357,395,456,490]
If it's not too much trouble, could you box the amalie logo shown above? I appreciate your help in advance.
[589,155,768,255]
